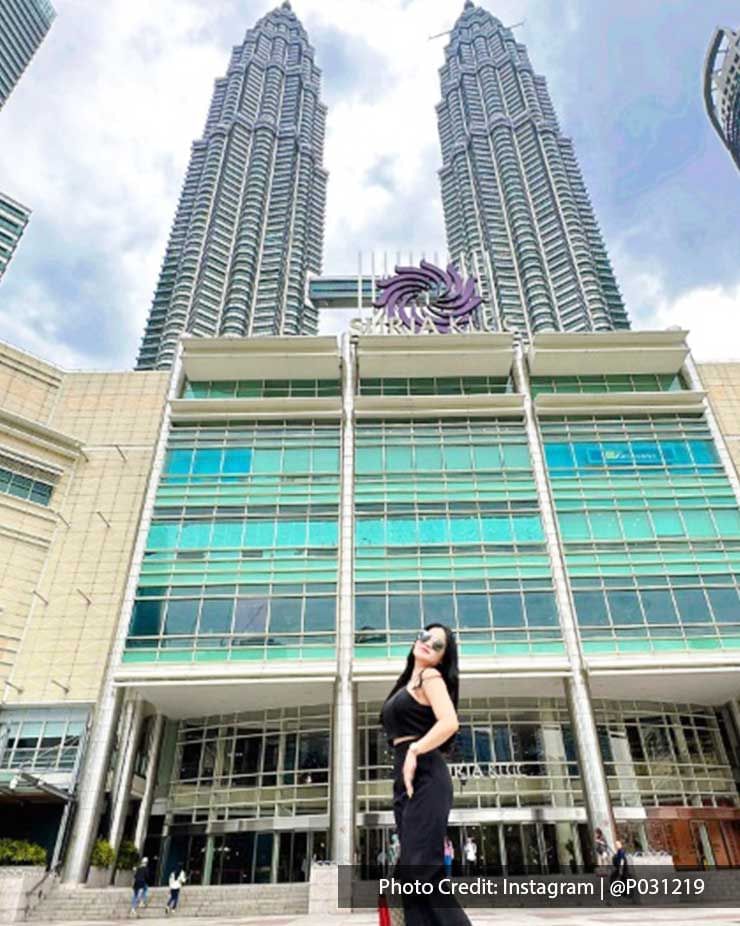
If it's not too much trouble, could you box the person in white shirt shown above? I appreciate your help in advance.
[165,867,187,915]
[463,836,477,875]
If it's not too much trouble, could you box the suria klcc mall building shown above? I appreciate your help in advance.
[0,1,739,891]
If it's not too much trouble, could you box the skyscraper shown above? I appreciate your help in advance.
[0,192,30,282]
[0,0,56,109]
[436,1,629,335]
[704,26,740,172]
[136,0,328,370]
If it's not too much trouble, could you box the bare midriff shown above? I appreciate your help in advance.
[392,734,417,745]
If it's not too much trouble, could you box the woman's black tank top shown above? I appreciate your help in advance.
[381,684,436,746]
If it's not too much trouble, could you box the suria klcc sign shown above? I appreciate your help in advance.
[352,260,484,334]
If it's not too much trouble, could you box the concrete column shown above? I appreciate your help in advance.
[513,343,617,850]
[109,696,145,859]
[62,342,183,884]
[133,713,165,851]
[62,685,124,883]
[330,332,357,865]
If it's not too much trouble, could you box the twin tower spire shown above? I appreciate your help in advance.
[136,2,629,370]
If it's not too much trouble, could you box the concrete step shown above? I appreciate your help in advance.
[31,884,309,921]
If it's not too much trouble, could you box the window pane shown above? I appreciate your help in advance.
[574,591,609,626]
[457,594,490,628]
[355,596,386,630]
[131,599,164,636]
[166,449,192,475]
[223,448,251,474]
[199,599,233,634]
[304,598,335,631]
[607,590,643,625]
[641,590,678,624]
[674,588,711,624]
[270,599,302,634]
[234,598,268,634]
[491,593,523,627]
[165,599,199,634]
[525,592,559,626]
[707,587,740,623]
[193,449,223,474]
[389,595,420,630]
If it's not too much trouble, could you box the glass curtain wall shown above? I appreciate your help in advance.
[125,419,340,661]
[354,417,563,658]
[541,414,740,654]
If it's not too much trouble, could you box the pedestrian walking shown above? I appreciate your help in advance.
[463,836,477,875]
[165,866,187,915]
[129,857,149,917]
[594,827,611,870]
[443,835,454,877]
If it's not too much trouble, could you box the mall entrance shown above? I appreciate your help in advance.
[161,828,330,885]
[359,821,592,877]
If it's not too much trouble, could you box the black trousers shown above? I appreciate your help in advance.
[392,741,472,926]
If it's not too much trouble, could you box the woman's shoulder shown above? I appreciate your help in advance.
[418,666,443,683]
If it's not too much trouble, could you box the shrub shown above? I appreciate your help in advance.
[90,838,114,869]
[0,838,47,866]
[117,840,140,871]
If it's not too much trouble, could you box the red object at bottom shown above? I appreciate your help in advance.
[378,893,391,926]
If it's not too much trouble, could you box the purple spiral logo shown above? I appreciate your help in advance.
[373,260,482,333]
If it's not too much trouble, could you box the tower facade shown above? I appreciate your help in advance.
[0,0,55,109]
[436,1,629,335]
[0,193,30,282]
[136,1,328,370]
[704,26,740,172]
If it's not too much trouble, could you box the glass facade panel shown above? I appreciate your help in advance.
[354,418,562,657]
[541,414,740,653]
[125,421,339,661]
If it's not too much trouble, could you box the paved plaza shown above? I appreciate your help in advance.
[28,910,740,926]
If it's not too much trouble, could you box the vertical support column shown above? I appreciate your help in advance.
[63,343,183,884]
[134,712,164,852]
[513,342,617,851]
[330,331,357,866]
[108,696,145,860]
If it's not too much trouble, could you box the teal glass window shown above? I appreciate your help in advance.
[234,598,268,634]
[304,599,335,631]
[355,596,386,630]
[193,449,222,474]
[0,465,54,506]
[165,599,199,635]
[270,599,302,633]
[607,590,643,624]
[389,595,421,630]
[200,599,233,634]
[457,595,489,628]
[130,599,163,636]
[574,591,609,626]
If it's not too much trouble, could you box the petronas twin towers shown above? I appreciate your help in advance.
[137,0,629,369]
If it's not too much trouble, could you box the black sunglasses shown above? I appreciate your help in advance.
[416,629,446,653]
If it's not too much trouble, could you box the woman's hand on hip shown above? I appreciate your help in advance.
[403,749,417,798]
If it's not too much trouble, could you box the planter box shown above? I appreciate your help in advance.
[0,866,48,923]
[86,865,112,888]
[114,869,134,887]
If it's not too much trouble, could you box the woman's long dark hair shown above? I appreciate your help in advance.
[378,623,460,752]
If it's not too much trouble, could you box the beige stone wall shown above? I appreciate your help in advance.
[697,362,740,476]
[0,340,168,704]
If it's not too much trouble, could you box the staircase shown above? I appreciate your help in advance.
[29,883,309,921]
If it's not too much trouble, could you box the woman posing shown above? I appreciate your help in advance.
[380,624,472,925]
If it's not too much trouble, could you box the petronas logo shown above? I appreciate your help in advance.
[370,260,483,334]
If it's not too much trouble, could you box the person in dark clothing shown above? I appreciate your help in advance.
[130,858,149,917]
[380,623,472,926]
[610,841,629,887]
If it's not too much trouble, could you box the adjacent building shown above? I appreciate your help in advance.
[0,340,168,866]
[436,1,629,334]
[136,0,328,370]
[0,0,56,109]
[0,193,30,282]
[704,26,740,172]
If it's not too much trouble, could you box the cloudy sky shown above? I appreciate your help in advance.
[0,0,738,369]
